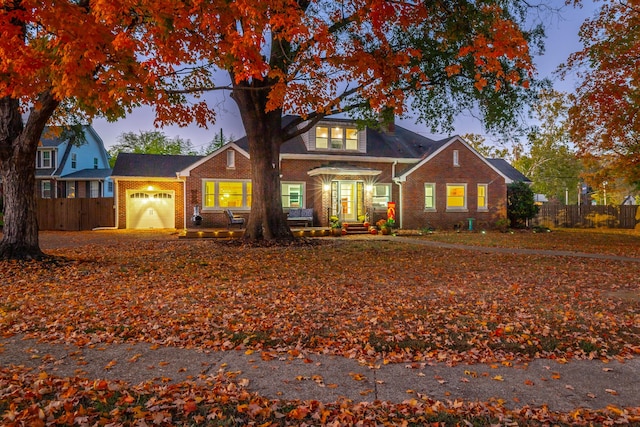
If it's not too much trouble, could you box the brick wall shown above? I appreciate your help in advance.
[115,143,511,231]
[401,140,507,230]
[281,158,400,226]
[185,147,253,228]
[116,180,184,229]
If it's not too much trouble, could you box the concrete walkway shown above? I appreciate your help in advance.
[1,335,638,412]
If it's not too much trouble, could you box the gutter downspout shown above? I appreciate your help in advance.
[113,178,120,229]
[177,172,187,230]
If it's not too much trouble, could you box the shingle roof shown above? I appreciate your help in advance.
[60,168,112,179]
[486,159,531,183]
[363,126,448,159]
[111,153,204,178]
[234,117,450,159]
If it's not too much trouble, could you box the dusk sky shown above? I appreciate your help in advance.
[92,2,600,151]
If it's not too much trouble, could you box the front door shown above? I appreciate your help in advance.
[331,181,364,222]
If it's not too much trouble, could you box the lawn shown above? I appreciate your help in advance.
[407,228,640,258]
[1,230,639,425]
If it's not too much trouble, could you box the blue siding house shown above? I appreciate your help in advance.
[35,125,113,199]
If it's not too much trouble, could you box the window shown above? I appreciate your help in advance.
[282,183,304,208]
[90,181,100,198]
[93,158,98,169]
[331,127,344,149]
[41,180,52,198]
[203,180,252,209]
[71,153,77,169]
[453,150,459,167]
[424,183,436,210]
[477,184,488,211]
[42,151,52,168]
[346,128,358,150]
[315,125,358,151]
[130,192,149,199]
[446,184,467,210]
[107,181,113,193]
[66,182,75,198]
[316,126,328,149]
[226,150,235,168]
[372,184,391,208]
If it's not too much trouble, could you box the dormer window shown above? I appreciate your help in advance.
[345,128,358,150]
[315,126,358,151]
[316,127,329,149]
[42,150,52,168]
[331,127,344,149]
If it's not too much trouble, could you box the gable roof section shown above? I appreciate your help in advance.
[111,153,203,178]
[396,135,522,182]
[486,159,531,183]
[178,142,249,176]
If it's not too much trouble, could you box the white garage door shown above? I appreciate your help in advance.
[126,191,175,229]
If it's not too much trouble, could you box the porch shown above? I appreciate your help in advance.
[180,223,373,239]
[181,226,331,239]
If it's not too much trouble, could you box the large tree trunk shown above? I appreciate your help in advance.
[231,83,294,243]
[0,92,59,260]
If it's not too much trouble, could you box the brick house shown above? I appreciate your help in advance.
[111,117,529,230]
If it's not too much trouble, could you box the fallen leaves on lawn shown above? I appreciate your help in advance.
[1,236,639,424]
[1,239,638,366]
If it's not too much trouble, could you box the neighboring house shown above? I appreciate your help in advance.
[36,125,113,199]
[111,116,530,230]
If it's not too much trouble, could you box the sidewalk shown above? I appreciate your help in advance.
[1,335,638,413]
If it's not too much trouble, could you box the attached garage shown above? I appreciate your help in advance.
[126,190,176,229]
[112,153,202,229]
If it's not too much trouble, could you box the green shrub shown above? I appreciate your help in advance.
[507,182,538,228]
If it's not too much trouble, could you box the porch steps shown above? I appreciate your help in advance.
[344,223,371,235]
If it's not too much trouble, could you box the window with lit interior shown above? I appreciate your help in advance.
[477,184,488,211]
[315,126,358,151]
[446,184,467,210]
[424,183,436,210]
[203,180,252,209]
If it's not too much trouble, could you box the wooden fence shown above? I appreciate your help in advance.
[38,197,115,231]
[533,204,639,229]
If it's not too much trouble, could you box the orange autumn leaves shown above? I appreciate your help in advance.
[1,237,639,366]
[2,0,535,131]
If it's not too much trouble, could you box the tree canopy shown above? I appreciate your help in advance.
[0,0,213,259]
[108,131,197,167]
[512,90,582,204]
[175,0,542,241]
[2,0,543,258]
[564,0,640,189]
